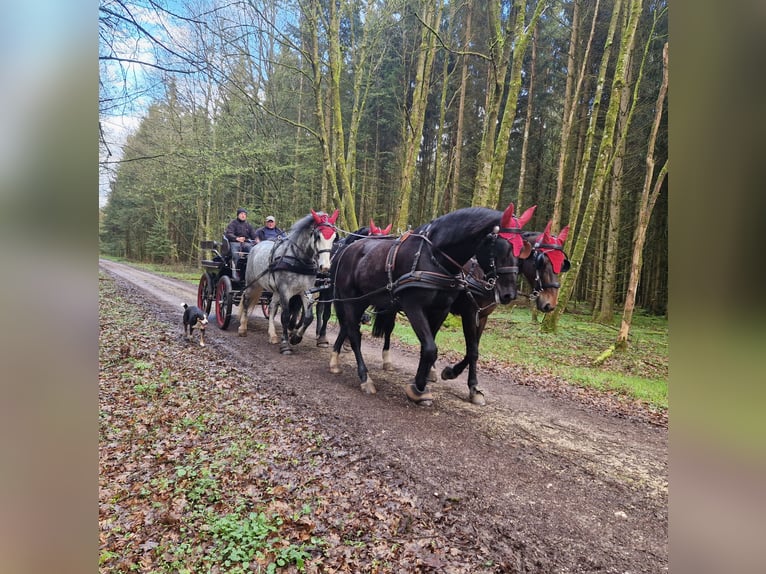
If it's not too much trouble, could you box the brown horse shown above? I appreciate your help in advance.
[328,204,534,406]
[440,221,570,404]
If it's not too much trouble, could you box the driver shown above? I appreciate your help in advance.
[224,208,258,274]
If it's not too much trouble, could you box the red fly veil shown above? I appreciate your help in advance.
[369,219,392,236]
[311,209,340,239]
[497,203,536,256]
[535,221,570,273]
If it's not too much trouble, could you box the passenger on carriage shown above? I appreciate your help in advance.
[254,215,286,243]
[225,208,258,279]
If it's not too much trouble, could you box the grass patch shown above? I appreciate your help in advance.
[100,254,200,283]
[394,303,668,410]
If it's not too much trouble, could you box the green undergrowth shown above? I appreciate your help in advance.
[393,305,668,411]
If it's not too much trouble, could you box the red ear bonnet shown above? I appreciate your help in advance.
[536,221,570,273]
[369,219,392,235]
[311,209,339,240]
[498,203,537,256]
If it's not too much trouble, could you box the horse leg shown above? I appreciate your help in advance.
[441,308,475,381]
[331,304,375,394]
[316,299,332,347]
[329,324,347,373]
[267,297,280,344]
[290,292,314,346]
[381,331,392,370]
[425,309,450,383]
[277,297,293,354]
[400,306,435,406]
[237,288,253,336]
[372,310,395,371]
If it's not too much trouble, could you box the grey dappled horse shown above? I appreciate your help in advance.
[238,210,338,354]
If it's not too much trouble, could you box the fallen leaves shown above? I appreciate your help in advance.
[99,275,506,573]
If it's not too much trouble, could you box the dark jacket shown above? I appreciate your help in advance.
[255,226,286,242]
[225,219,257,242]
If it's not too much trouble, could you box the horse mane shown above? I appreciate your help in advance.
[522,230,541,244]
[343,226,370,244]
[415,207,499,247]
[287,213,319,236]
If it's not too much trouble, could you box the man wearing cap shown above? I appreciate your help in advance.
[254,215,286,243]
[224,209,258,277]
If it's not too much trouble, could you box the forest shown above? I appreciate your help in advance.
[99,0,667,339]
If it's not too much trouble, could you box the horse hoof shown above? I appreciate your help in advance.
[329,352,341,373]
[269,337,280,344]
[280,348,293,355]
[382,362,393,371]
[427,368,437,383]
[405,383,433,406]
[441,367,455,380]
[360,382,377,395]
[238,331,247,337]
[290,335,303,345]
[469,389,486,406]
[342,343,352,353]
[317,337,329,348]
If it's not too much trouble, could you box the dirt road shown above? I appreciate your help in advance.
[99,259,667,573]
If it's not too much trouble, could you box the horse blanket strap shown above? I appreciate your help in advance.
[391,270,465,295]
[270,256,317,275]
[385,231,412,289]
[500,227,522,234]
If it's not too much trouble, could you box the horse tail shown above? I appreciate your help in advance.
[372,309,395,339]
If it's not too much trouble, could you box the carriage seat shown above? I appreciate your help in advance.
[223,235,251,281]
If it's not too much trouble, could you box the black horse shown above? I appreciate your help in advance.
[440,220,571,405]
[328,204,534,406]
[315,220,392,347]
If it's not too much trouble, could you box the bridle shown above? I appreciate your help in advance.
[526,242,569,299]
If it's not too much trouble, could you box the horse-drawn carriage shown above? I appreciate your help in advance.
[196,237,271,329]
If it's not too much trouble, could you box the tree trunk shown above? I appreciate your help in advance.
[430,3,458,219]
[449,0,472,213]
[474,0,547,209]
[395,1,441,231]
[617,42,668,349]
[517,24,538,209]
[544,0,643,332]
[552,0,600,231]
[595,41,633,324]
[471,0,512,207]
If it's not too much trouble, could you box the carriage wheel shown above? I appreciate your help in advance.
[215,275,233,329]
[197,273,213,315]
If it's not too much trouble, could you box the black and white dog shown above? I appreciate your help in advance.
[183,304,208,347]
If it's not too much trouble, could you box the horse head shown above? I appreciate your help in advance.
[522,220,571,312]
[477,203,535,304]
[311,209,339,272]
